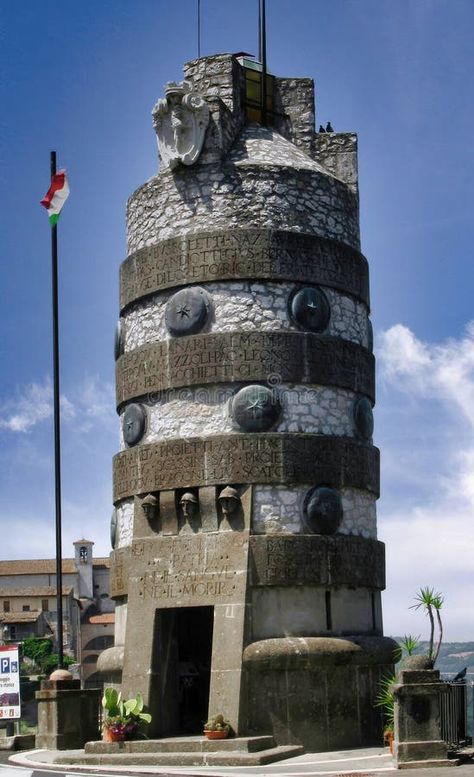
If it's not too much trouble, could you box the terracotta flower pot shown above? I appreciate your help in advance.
[103,724,126,742]
[204,729,229,740]
[384,730,394,754]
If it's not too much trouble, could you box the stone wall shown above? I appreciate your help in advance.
[122,281,369,350]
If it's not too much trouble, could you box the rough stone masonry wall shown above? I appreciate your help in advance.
[123,281,369,351]
[127,163,360,253]
[118,384,366,446]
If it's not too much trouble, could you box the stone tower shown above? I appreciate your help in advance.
[105,53,395,751]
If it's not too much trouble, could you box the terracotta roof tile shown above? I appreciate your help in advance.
[0,557,110,575]
[0,611,42,623]
[0,587,73,597]
[88,613,115,625]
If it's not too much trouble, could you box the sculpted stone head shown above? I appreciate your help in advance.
[180,491,198,519]
[218,486,241,517]
[141,493,157,523]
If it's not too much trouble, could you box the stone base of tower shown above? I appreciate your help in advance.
[243,636,396,751]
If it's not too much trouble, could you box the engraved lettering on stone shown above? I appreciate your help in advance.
[132,534,246,603]
[250,535,385,589]
[115,332,375,406]
[112,435,380,502]
[152,80,209,170]
[120,230,370,310]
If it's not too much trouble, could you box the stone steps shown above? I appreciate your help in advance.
[85,734,276,754]
[56,736,305,766]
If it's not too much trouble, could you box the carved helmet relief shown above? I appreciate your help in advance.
[152,80,210,170]
[230,385,281,432]
[165,286,212,336]
[303,486,343,535]
[289,286,331,333]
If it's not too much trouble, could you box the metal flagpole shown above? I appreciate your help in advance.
[260,0,268,125]
[197,0,201,58]
[49,150,64,670]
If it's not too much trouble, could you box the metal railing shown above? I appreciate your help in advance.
[440,680,473,748]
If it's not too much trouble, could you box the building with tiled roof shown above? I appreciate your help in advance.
[0,540,114,687]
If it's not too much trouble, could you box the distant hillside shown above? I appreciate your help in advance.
[392,638,474,679]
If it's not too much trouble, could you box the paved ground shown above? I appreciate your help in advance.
[2,746,474,777]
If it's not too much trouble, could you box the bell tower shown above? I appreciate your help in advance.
[106,52,395,751]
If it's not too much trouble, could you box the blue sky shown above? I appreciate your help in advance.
[1,0,474,640]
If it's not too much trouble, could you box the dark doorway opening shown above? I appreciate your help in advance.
[157,606,214,735]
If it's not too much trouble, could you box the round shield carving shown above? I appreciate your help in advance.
[367,318,373,353]
[353,396,374,440]
[110,509,118,549]
[303,486,343,535]
[114,319,123,361]
[123,403,147,446]
[231,385,281,432]
[165,286,211,336]
[289,286,330,333]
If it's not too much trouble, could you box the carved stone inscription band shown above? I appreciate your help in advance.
[116,332,375,407]
[249,535,386,590]
[112,434,380,503]
[120,229,370,310]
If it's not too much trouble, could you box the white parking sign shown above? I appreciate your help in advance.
[0,645,20,719]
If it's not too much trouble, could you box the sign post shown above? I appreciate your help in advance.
[0,645,21,721]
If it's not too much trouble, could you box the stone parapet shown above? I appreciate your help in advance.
[393,669,452,768]
[243,635,396,750]
[35,680,100,750]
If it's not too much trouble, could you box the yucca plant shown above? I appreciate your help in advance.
[374,673,397,733]
[400,634,420,656]
[409,587,444,665]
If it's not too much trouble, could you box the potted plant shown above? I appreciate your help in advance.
[101,687,152,742]
[203,713,232,740]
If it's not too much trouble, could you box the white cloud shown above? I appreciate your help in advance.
[377,322,474,640]
[378,321,474,424]
[0,375,114,435]
[0,374,117,561]
[0,381,54,433]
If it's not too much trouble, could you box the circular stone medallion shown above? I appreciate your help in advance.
[110,509,118,549]
[165,286,211,336]
[303,486,343,535]
[353,396,374,440]
[123,403,147,446]
[367,318,374,353]
[289,286,330,332]
[231,385,281,432]
[114,319,123,361]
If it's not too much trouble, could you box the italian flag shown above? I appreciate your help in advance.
[40,170,70,226]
